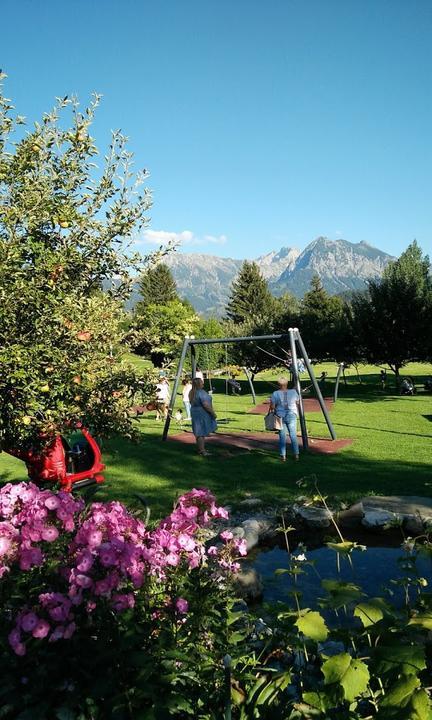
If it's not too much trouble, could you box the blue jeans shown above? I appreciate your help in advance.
[278,412,299,457]
[183,400,191,420]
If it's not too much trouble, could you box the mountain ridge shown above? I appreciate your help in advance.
[160,237,395,316]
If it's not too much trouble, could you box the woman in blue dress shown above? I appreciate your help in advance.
[189,378,217,456]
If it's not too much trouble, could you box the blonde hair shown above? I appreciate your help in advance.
[277,377,289,388]
[189,377,203,403]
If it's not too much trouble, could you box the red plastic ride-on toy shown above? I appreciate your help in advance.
[7,424,105,492]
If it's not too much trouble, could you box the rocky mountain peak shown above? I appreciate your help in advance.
[161,237,395,316]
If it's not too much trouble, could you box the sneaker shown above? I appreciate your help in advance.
[280,455,286,462]
[293,454,299,461]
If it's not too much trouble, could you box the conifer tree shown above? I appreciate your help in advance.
[226,261,273,324]
[300,275,345,360]
[138,263,178,307]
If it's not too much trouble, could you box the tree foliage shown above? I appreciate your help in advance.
[131,299,199,367]
[351,241,432,376]
[0,75,154,450]
[226,261,274,324]
[137,262,178,307]
[299,275,345,361]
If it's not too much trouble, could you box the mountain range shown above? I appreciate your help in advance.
[163,237,394,316]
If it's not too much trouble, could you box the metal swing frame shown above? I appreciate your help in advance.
[161,328,337,446]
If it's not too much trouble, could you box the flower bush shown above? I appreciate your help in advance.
[0,483,247,657]
[0,481,249,717]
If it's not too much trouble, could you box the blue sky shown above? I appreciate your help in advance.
[2,0,431,259]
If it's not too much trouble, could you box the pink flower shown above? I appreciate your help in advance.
[76,550,94,573]
[207,545,219,556]
[44,496,60,511]
[19,547,43,571]
[87,530,103,548]
[220,531,233,541]
[178,534,196,552]
[99,548,116,567]
[165,552,180,566]
[41,526,59,542]
[32,620,50,639]
[63,622,76,639]
[0,536,12,556]
[20,612,39,633]
[111,593,135,612]
[234,539,248,556]
[175,598,189,614]
[49,626,65,642]
[75,574,93,589]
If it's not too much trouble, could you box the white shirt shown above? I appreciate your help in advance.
[182,383,192,402]
[156,382,170,402]
[195,370,204,381]
[271,389,299,416]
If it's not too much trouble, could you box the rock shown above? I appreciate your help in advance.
[338,502,364,526]
[362,510,396,529]
[235,567,264,601]
[293,504,333,529]
[239,498,264,509]
[232,526,245,539]
[404,516,425,535]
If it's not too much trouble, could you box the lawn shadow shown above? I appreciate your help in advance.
[99,430,432,519]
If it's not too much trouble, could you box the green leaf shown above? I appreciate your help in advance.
[374,645,426,676]
[321,579,365,609]
[411,689,432,720]
[327,541,356,555]
[408,614,432,631]
[354,597,391,627]
[380,676,420,710]
[322,653,370,702]
[295,610,328,641]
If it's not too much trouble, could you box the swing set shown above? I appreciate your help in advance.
[162,328,337,449]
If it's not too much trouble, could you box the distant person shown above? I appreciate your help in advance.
[227,378,241,395]
[182,377,192,420]
[318,371,327,385]
[380,369,387,390]
[194,367,204,381]
[269,377,300,462]
[174,408,184,426]
[155,376,170,420]
[189,378,217,456]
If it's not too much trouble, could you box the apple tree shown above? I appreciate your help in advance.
[0,73,157,451]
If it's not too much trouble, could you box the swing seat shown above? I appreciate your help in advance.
[7,425,105,492]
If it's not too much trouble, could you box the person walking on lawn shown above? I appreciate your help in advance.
[269,377,300,462]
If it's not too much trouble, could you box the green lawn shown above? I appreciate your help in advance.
[1,362,431,519]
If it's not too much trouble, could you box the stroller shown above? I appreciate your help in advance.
[400,377,416,396]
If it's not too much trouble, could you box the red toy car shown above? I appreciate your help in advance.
[7,425,105,492]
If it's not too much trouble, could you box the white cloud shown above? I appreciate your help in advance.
[137,229,228,248]
[204,234,227,245]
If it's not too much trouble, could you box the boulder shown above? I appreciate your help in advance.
[242,519,260,551]
[235,567,264,601]
[293,504,333,529]
[362,510,396,528]
[360,496,432,532]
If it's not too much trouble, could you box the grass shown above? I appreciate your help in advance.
[1,362,431,519]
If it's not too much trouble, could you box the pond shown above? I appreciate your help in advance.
[245,535,432,609]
